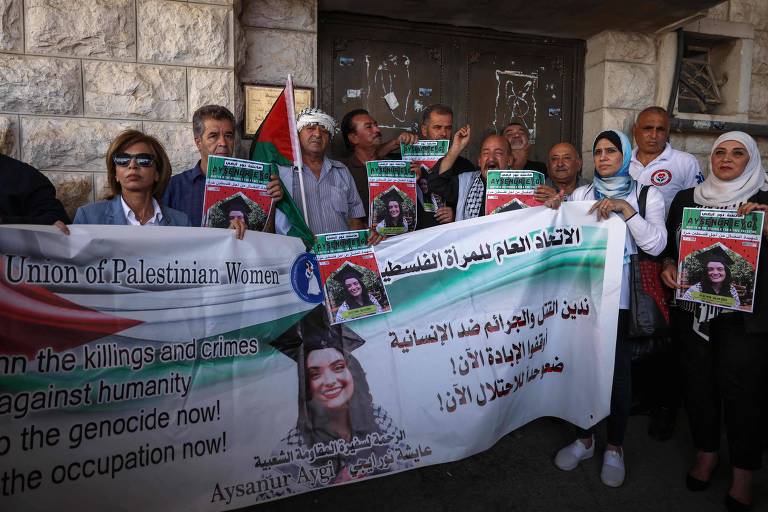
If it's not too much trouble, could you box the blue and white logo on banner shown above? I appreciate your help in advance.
[290,252,325,303]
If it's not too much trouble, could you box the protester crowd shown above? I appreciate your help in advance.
[1,101,767,512]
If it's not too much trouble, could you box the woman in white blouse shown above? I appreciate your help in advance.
[551,129,667,488]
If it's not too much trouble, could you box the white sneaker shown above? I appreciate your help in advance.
[554,437,594,471]
[601,449,625,487]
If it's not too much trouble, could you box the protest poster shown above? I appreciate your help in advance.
[313,230,391,325]
[676,207,764,312]
[485,170,546,215]
[202,156,274,231]
[400,140,450,213]
[1,202,625,511]
[366,160,417,236]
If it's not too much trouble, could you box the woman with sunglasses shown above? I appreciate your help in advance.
[73,130,190,226]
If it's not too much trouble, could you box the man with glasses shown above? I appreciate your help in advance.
[163,105,283,230]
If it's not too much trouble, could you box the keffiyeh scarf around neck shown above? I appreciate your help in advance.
[462,171,485,220]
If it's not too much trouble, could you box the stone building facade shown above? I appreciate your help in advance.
[0,0,238,218]
[1,0,767,216]
[583,0,768,177]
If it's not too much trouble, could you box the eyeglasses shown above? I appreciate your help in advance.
[113,153,155,167]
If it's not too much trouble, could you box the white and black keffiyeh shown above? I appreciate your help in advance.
[296,107,337,135]
[462,171,485,219]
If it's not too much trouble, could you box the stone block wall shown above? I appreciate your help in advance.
[0,0,236,220]
[238,0,317,156]
[581,30,657,177]
[582,1,768,179]
[3,0,765,216]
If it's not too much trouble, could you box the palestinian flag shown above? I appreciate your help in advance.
[249,76,314,248]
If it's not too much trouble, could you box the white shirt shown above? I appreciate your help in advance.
[570,184,667,309]
[120,196,163,226]
[629,142,703,218]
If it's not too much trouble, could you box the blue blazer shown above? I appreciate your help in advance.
[73,196,191,226]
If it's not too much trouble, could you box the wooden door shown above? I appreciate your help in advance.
[319,13,584,164]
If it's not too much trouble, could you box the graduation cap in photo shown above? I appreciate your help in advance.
[269,304,366,362]
[380,188,404,205]
[332,264,365,286]
[695,244,734,266]
[220,194,252,216]
[496,198,527,213]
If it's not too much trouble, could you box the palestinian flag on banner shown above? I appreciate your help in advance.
[249,76,314,248]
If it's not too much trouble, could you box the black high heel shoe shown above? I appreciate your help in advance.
[685,459,719,492]
[724,493,751,512]
[686,472,710,491]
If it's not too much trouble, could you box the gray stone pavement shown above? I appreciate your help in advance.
[244,413,768,512]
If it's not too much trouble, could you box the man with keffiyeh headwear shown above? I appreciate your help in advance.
[276,107,367,235]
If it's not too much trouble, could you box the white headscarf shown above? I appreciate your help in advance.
[296,107,336,135]
[693,131,768,207]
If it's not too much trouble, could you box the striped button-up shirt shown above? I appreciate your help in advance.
[278,158,365,235]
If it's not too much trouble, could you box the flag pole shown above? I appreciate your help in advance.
[285,75,310,226]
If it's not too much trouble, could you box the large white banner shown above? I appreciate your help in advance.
[0,203,625,510]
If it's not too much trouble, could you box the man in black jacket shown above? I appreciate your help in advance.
[0,154,70,226]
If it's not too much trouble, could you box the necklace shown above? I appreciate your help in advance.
[135,206,154,224]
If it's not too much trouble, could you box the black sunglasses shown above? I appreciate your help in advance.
[113,153,155,167]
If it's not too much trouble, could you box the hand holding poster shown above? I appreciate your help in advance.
[0,203,626,511]
[400,140,449,213]
[366,161,417,235]
[202,156,275,231]
[313,230,391,324]
[485,170,546,215]
[676,207,764,312]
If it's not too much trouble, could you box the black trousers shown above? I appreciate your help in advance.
[578,310,632,446]
[677,310,767,470]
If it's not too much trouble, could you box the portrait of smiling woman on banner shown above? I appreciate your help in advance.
[261,306,411,495]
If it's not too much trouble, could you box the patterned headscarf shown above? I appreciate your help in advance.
[693,131,768,208]
[296,107,337,135]
[592,129,634,200]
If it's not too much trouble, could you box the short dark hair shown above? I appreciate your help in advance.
[340,108,370,150]
[106,130,172,200]
[421,104,453,126]
[192,105,235,139]
[504,120,526,131]
[636,106,669,123]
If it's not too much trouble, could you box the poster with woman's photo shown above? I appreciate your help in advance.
[202,156,274,231]
[313,230,392,324]
[262,304,413,493]
[676,207,764,312]
[485,170,546,215]
[401,140,449,213]
[366,160,417,236]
